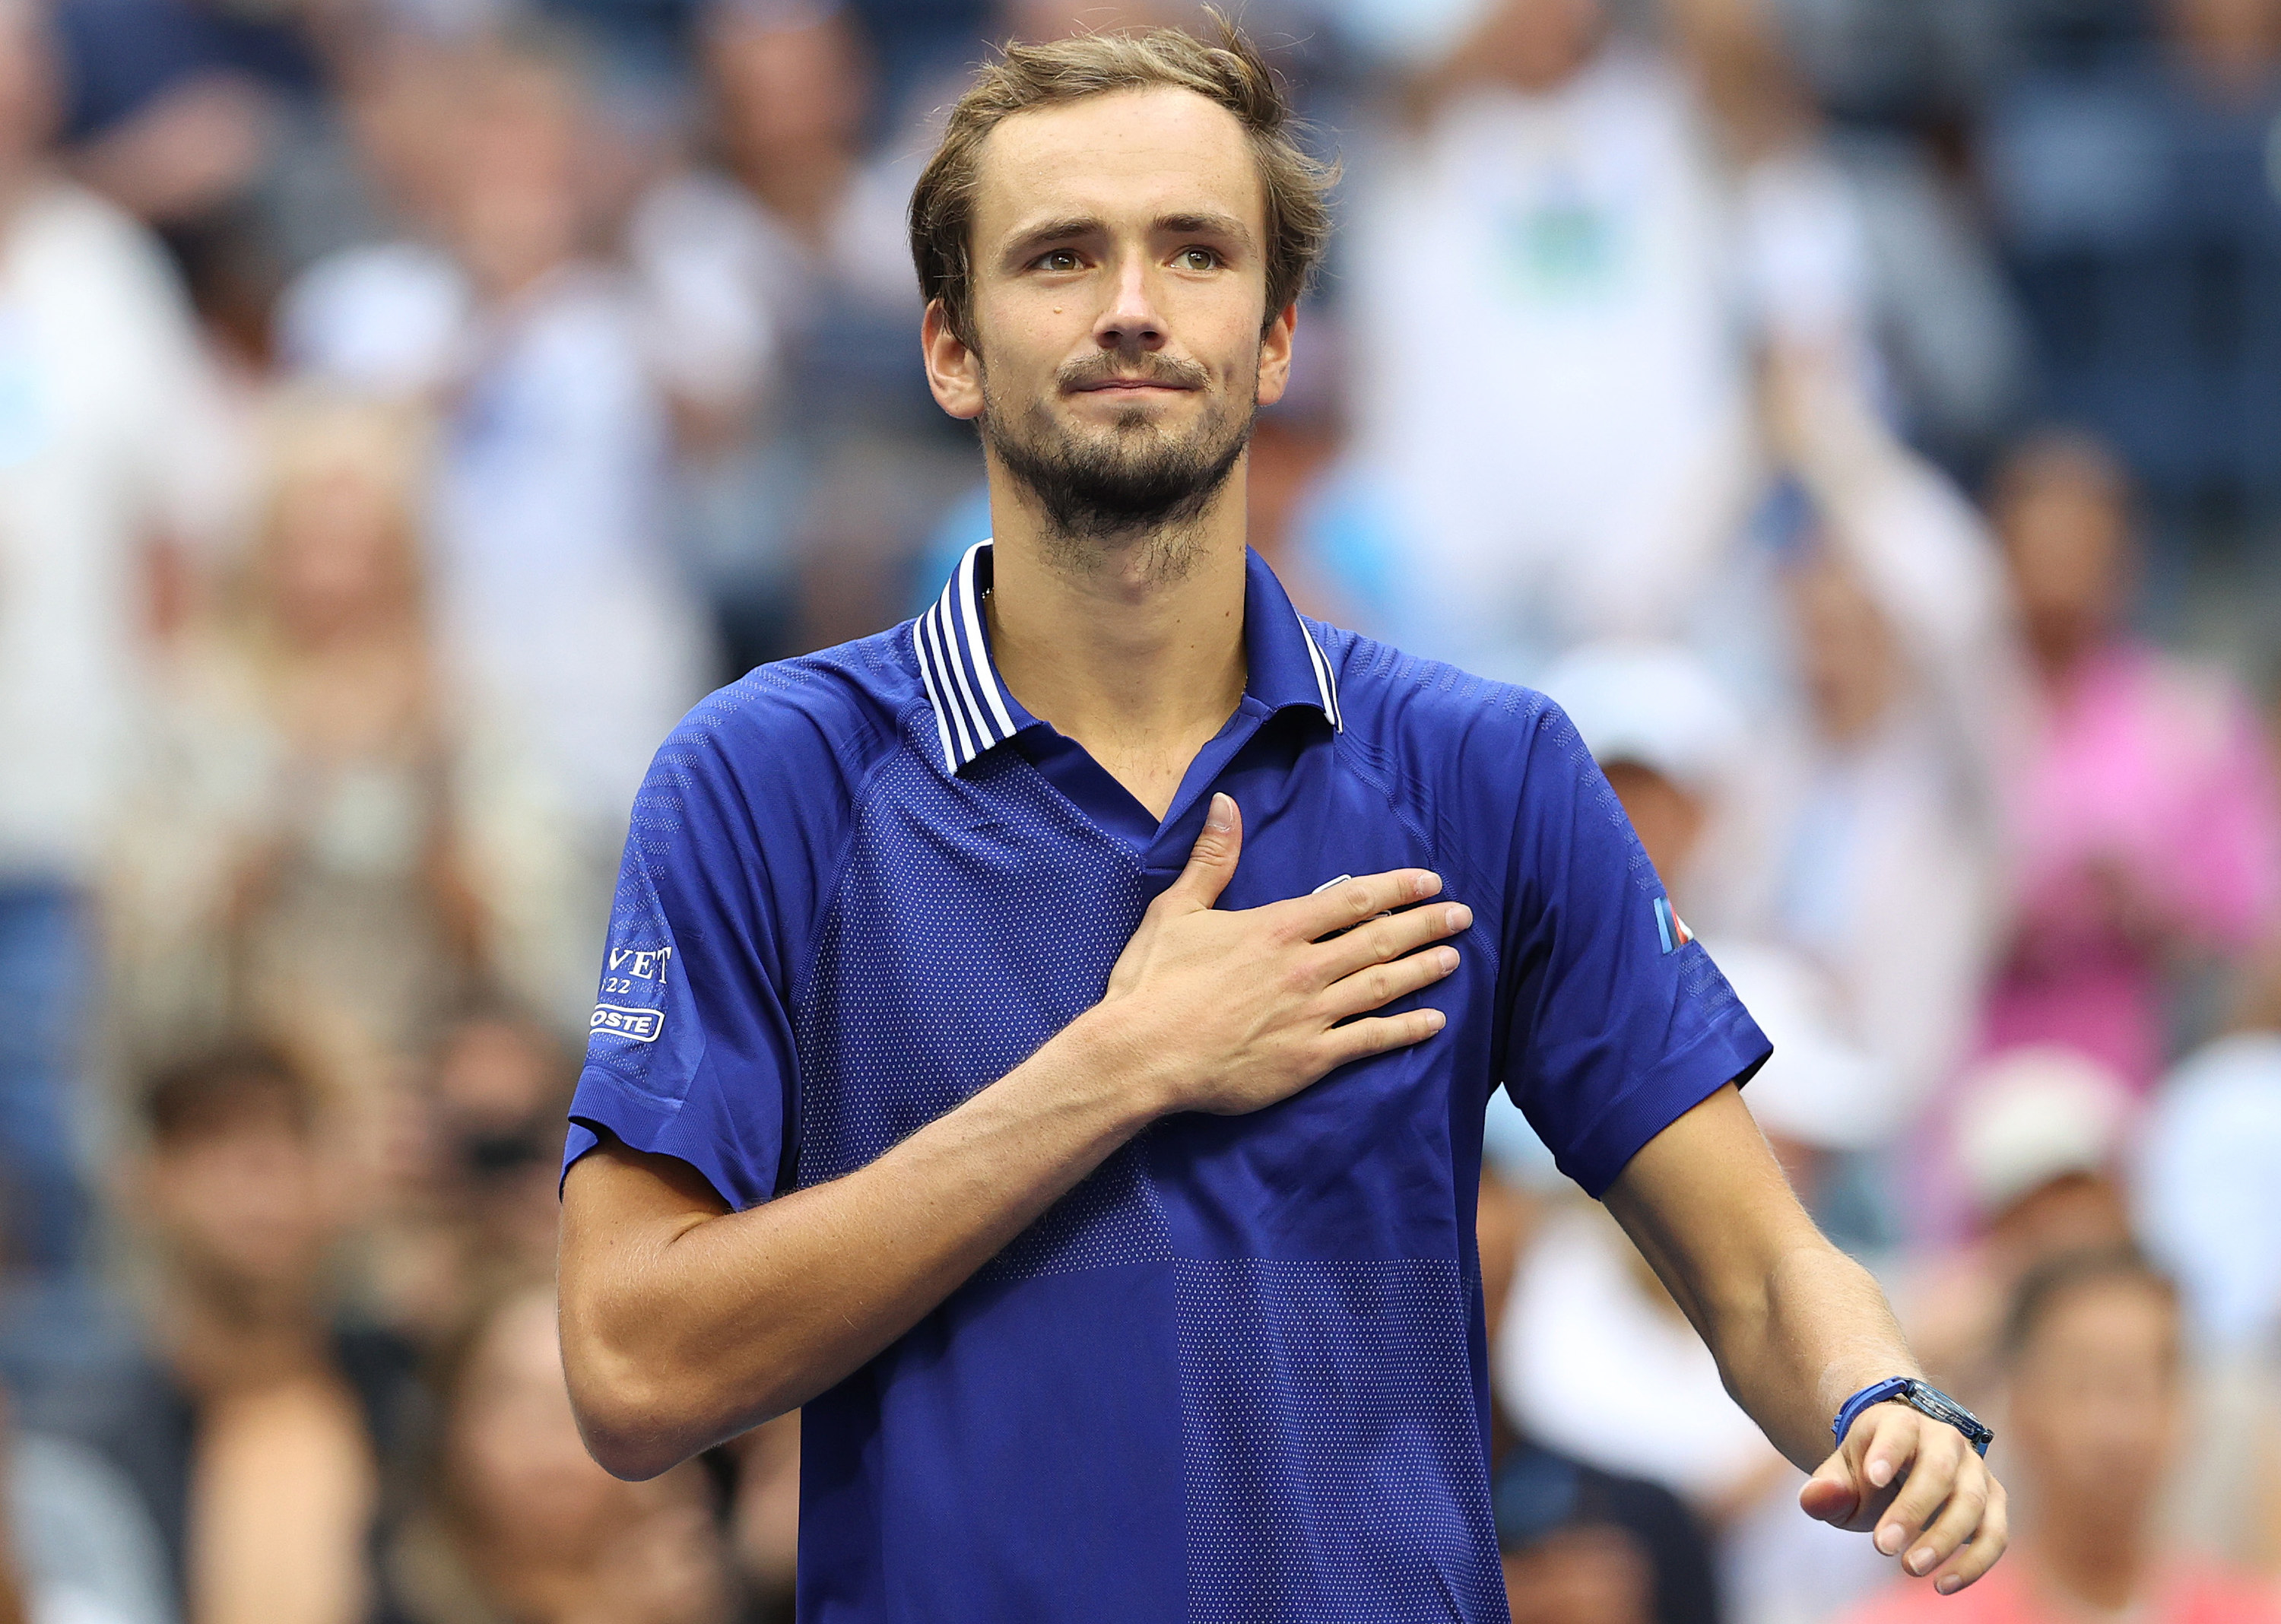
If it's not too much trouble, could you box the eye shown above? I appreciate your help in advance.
[1035,248,1081,272]
[1175,246,1222,271]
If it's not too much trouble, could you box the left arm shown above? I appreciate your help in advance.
[1602,1084,2009,1595]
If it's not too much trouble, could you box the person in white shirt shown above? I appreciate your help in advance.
[275,31,715,855]
[0,0,241,1273]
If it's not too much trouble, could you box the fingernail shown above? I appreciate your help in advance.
[1445,904,1473,932]
[1907,1549,1932,1576]
[1422,1008,1447,1032]
[1876,1526,1901,1556]
[1206,793,1233,833]
[1436,947,1460,972]
[1413,871,1442,898]
[1868,1460,1894,1489]
[1937,1578,1960,1596]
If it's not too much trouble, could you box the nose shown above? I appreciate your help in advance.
[1093,252,1166,354]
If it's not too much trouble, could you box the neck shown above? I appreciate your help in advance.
[983,462,1251,819]
[160,1276,330,1397]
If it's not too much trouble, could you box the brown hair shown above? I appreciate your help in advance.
[908,13,1335,346]
[141,1039,319,1147]
[2000,1245,2178,1365]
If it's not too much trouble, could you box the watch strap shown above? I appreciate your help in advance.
[1832,1378,1993,1458]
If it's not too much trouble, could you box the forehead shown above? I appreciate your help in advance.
[2029,1278,2177,1361]
[969,84,1265,244]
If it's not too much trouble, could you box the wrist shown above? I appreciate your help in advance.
[1832,1377,1993,1457]
[1059,1001,1186,1128]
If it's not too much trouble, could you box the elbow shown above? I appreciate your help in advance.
[561,1318,715,1481]
[563,1324,795,1481]
[566,1356,714,1482]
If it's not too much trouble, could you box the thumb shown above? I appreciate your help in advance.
[1159,793,1242,912]
[1799,1445,1861,1527]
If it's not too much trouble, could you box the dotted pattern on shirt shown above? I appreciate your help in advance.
[796,737,1173,1277]
[1175,1258,1509,1623]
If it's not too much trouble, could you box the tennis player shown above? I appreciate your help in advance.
[557,21,2006,1621]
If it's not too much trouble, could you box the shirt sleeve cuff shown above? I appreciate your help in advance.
[1556,1020,1774,1199]
[560,1064,765,1211]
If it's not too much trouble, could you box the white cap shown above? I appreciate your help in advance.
[1954,1046,2133,1218]
[1537,641,1746,792]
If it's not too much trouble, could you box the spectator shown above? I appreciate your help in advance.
[1986,0,2281,553]
[726,1412,798,1624]
[2,1385,175,1624]
[107,391,589,1085]
[627,0,967,666]
[76,1042,415,1624]
[1900,1048,2138,1400]
[1493,1434,1723,1624]
[277,27,715,848]
[380,1283,731,1624]
[1339,0,1756,676]
[2135,957,2281,1578]
[1696,349,2023,1161]
[0,0,242,1274]
[1981,431,2281,1090]
[371,1006,573,1343]
[1842,1248,2281,1623]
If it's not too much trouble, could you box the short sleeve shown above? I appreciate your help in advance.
[1499,704,1771,1197]
[562,723,800,1211]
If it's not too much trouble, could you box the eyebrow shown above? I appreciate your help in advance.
[999,211,1258,266]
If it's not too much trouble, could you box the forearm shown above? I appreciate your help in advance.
[562,1006,1163,1477]
[1604,1086,1922,1472]
[1708,1235,1921,1473]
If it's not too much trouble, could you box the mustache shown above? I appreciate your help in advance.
[1056,352,1211,392]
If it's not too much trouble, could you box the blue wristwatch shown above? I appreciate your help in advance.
[1832,1378,1993,1457]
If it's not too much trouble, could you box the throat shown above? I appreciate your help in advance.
[982,539,1249,823]
[1070,712,1237,823]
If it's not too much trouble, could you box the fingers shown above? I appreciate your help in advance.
[1927,1475,2009,1595]
[1274,868,1443,944]
[1315,899,1474,984]
[1319,1005,1448,1069]
[1797,1447,1861,1528]
[1901,1454,1993,1586]
[1156,794,1244,912]
[1872,1420,1964,1566]
[1319,940,1462,1022]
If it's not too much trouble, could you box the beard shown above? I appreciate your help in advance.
[978,349,1255,573]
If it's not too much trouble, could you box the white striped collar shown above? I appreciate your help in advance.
[912,541,1342,776]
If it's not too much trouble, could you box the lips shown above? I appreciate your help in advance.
[1071,377,1195,392]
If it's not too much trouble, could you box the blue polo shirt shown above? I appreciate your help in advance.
[564,542,1770,1624]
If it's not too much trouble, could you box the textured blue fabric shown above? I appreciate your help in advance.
[563,546,1770,1623]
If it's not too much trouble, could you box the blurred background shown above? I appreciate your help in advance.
[0,0,2278,1619]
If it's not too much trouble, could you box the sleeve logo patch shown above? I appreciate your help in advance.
[592,1004,665,1043]
[1654,896,1695,954]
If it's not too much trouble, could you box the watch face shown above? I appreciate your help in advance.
[1905,1382,1993,1453]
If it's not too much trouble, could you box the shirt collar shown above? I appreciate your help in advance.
[912,540,1343,776]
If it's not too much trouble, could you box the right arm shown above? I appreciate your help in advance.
[558,793,1469,1480]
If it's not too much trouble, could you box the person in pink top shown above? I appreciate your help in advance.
[1982,433,2281,1090]
[1842,1248,2281,1624]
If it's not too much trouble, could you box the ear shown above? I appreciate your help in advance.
[1255,301,1296,408]
[922,299,985,421]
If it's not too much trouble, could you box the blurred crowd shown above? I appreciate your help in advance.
[0,0,2279,1619]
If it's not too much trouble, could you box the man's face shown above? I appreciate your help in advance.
[144,1110,336,1302]
[2009,1279,2181,1538]
[924,85,1293,554]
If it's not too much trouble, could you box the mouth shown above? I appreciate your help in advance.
[1071,381,1194,396]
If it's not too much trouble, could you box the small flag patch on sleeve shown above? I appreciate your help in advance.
[1653,896,1694,954]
